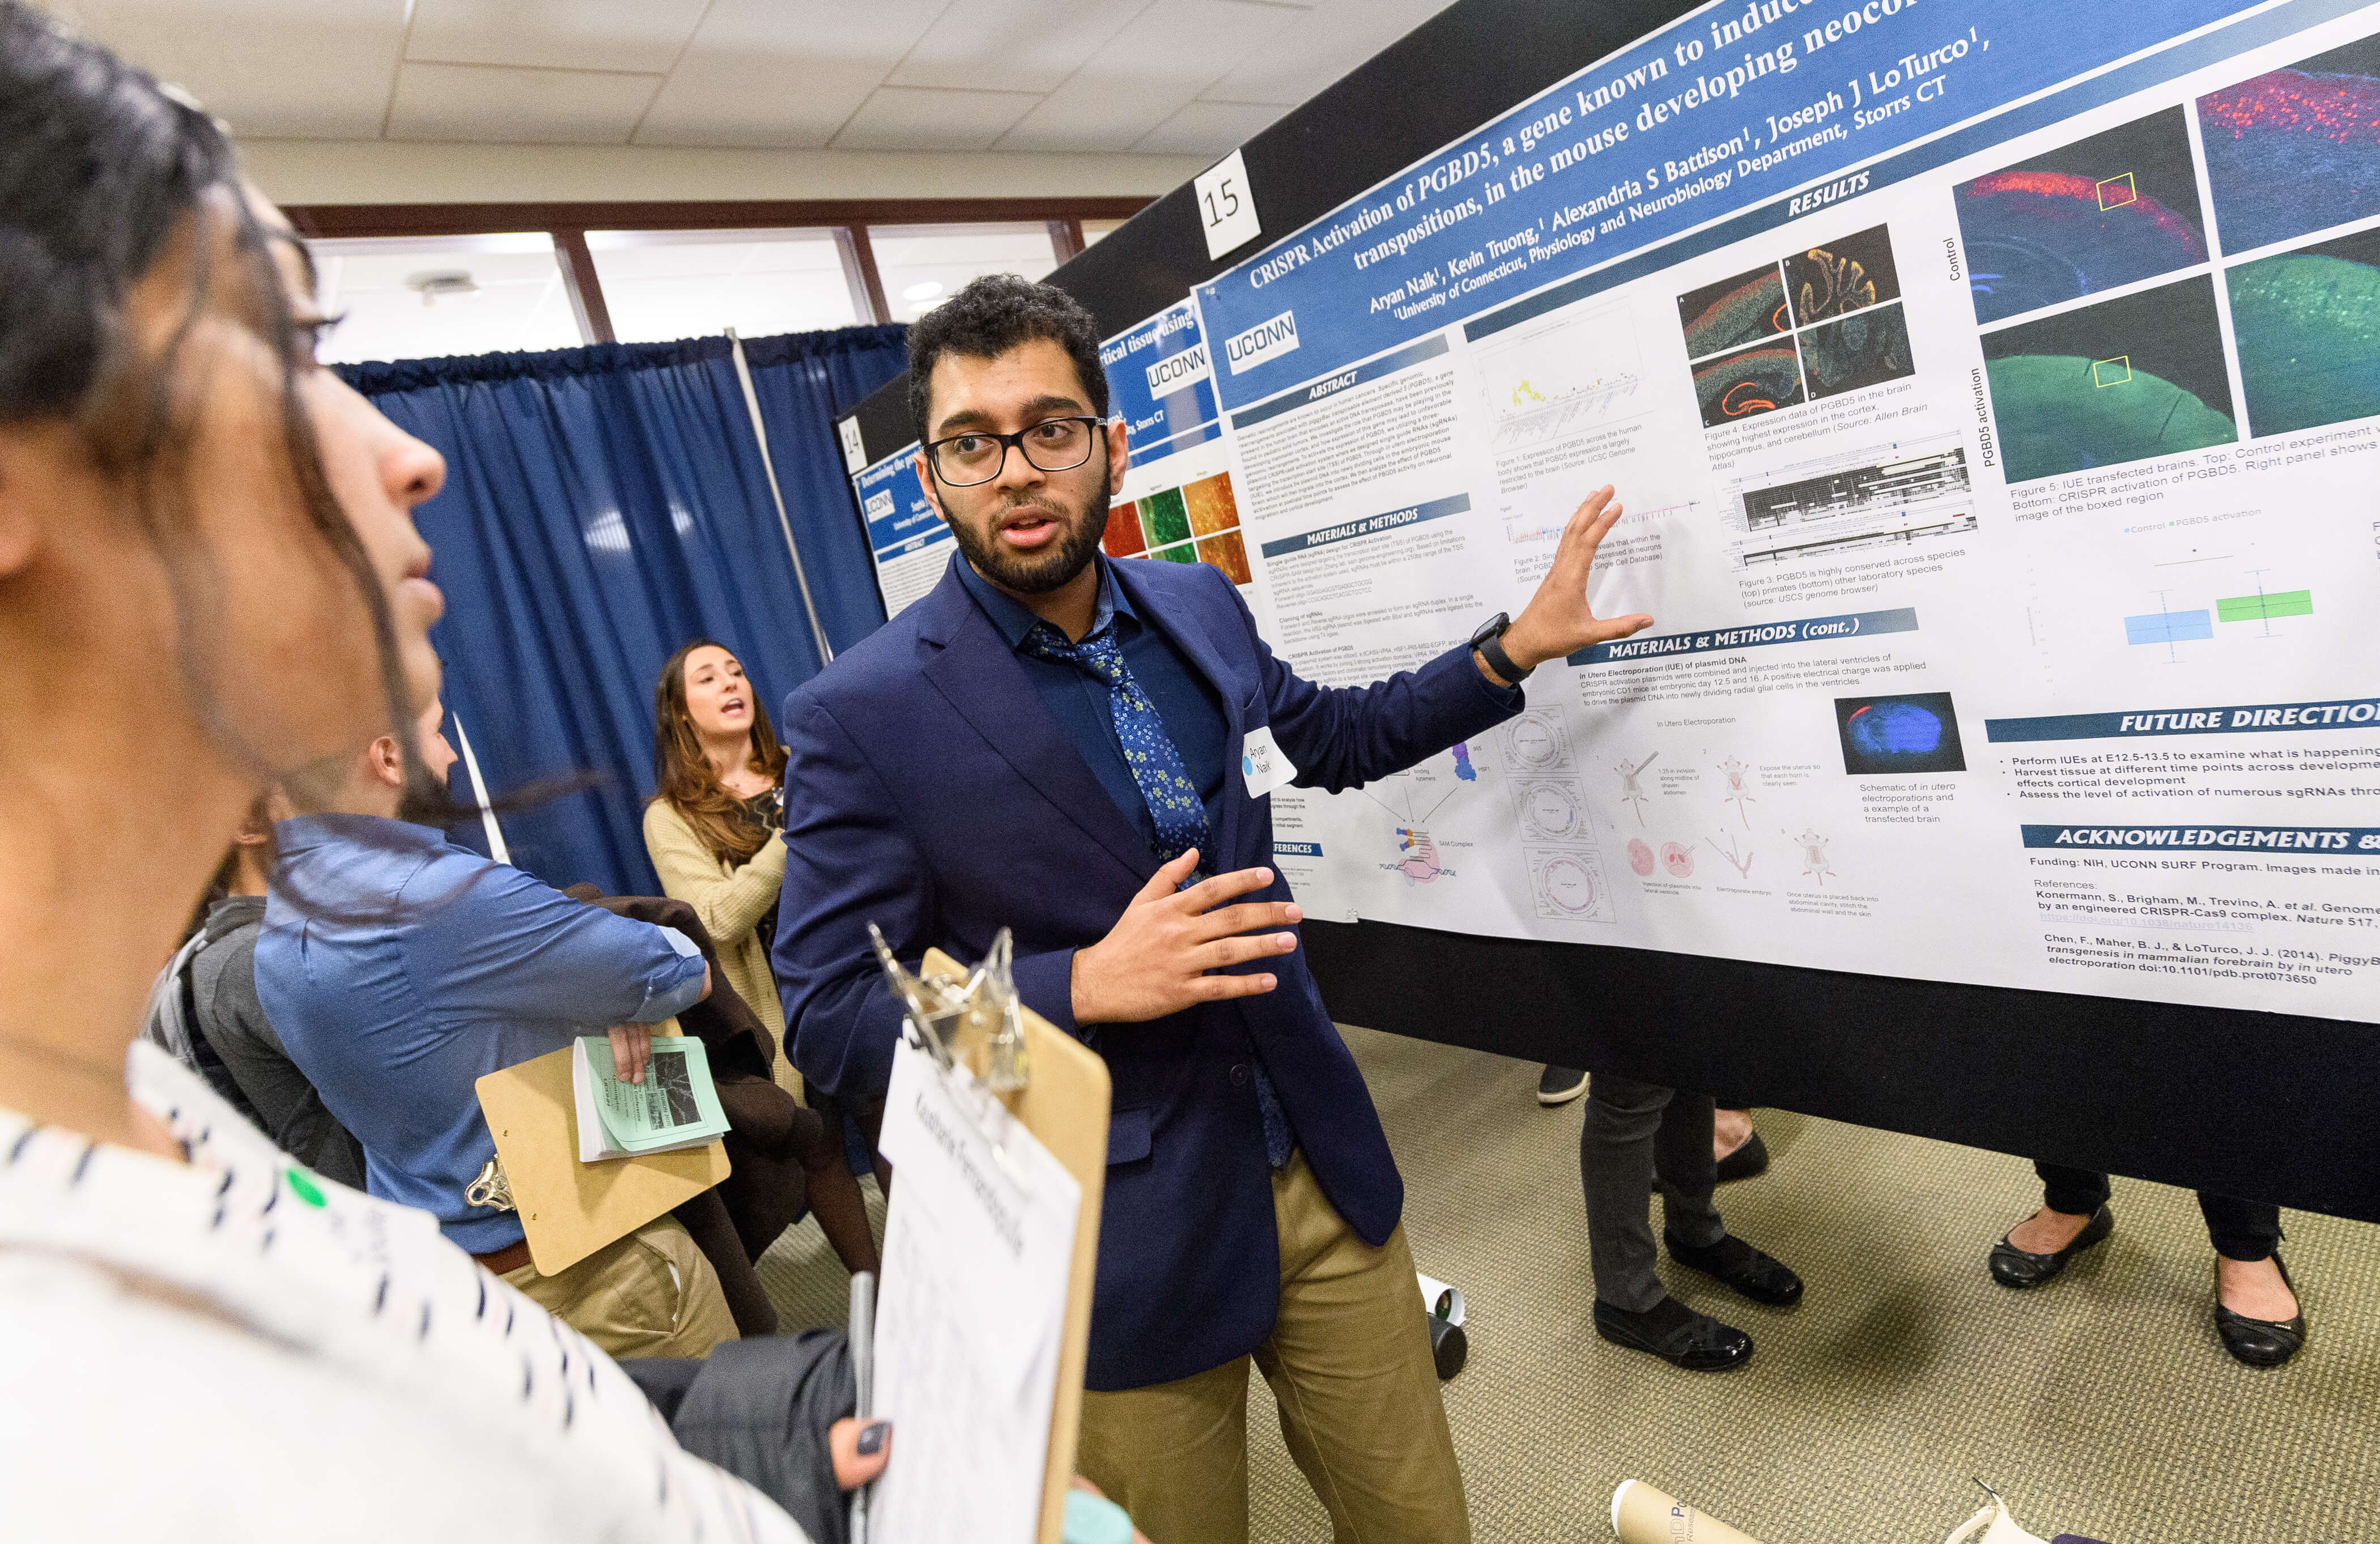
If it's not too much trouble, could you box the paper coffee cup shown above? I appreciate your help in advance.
[1611,1480,1766,1544]
[1416,1271,1466,1326]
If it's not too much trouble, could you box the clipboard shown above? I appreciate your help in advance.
[474,1028,732,1277]
[917,947,1111,1544]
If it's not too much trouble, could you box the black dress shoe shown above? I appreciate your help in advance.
[2215,1253,2306,1368]
[1988,1205,2113,1288]
[1714,1129,1770,1184]
[1537,1065,1588,1105]
[1666,1232,1804,1306]
[1594,1295,1753,1371]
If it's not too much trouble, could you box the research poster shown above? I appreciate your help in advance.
[1178,0,2380,1023]
[852,300,1259,618]
[853,445,950,620]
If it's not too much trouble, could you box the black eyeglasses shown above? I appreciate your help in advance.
[923,416,1103,487]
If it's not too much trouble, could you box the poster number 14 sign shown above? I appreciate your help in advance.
[1196,149,1263,261]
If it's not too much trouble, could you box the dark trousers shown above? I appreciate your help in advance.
[1580,1074,1727,1312]
[626,1330,856,1544]
[2035,1162,2281,1262]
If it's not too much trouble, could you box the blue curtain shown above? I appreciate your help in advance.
[738,331,906,656]
[337,324,908,896]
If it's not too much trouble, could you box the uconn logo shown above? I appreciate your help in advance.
[1224,310,1300,375]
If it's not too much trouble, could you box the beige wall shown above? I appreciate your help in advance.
[237,138,1201,207]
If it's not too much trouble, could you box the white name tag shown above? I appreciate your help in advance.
[1239,725,1298,799]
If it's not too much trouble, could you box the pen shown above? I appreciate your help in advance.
[850,1269,876,1544]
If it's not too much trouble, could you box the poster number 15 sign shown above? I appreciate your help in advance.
[1196,149,1262,262]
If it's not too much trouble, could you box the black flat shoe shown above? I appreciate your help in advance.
[1593,1296,1753,1371]
[1537,1065,1588,1106]
[1988,1205,2113,1288]
[1714,1129,1770,1184]
[2216,1253,2306,1368]
[1665,1232,1804,1306]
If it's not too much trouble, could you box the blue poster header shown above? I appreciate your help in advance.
[1100,300,1219,470]
[1231,335,1451,431]
[1259,493,1472,560]
[1987,697,2380,742]
[1196,0,2262,407]
[1576,606,1917,665]
[2022,825,2380,853]
[853,448,946,562]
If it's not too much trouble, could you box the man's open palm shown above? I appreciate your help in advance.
[1502,486,1655,669]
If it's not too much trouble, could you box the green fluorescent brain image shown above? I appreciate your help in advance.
[1985,355,2237,482]
[2227,241,2380,437]
[1979,274,2238,481]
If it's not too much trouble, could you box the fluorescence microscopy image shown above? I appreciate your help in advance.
[2199,32,2380,253]
[1102,503,1147,558]
[1183,471,1241,537]
[1148,541,1198,564]
[1694,339,1807,427]
[1954,107,2210,324]
[1783,225,1901,326]
[1196,529,1252,585]
[1981,274,2238,482]
[1677,262,1791,360]
[1137,486,1191,547]
[1834,692,1967,775]
[1797,301,1915,401]
[2228,224,2380,436]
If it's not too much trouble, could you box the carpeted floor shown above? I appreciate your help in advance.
[756,1025,2380,1543]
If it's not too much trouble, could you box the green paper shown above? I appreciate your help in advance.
[581,1035,731,1152]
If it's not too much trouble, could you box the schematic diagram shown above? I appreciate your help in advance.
[1527,847,1617,922]
[1502,711,1575,772]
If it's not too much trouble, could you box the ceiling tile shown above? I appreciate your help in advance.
[385,62,662,144]
[403,0,711,74]
[994,0,1302,155]
[885,0,1145,96]
[633,0,948,149]
[1200,0,1454,107]
[1130,98,1284,158]
[52,0,408,138]
[832,86,1046,152]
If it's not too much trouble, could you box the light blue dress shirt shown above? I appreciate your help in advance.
[257,814,708,1253]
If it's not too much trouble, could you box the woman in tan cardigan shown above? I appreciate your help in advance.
[643,639,798,1094]
[647,638,881,1275]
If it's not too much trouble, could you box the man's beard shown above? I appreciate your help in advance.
[395,754,456,827]
[947,465,1110,596]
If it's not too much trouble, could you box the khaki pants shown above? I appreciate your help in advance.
[1077,1152,1469,1544]
[502,1214,738,1361]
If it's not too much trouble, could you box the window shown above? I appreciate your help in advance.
[868,222,1062,322]
[585,228,868,343]
[287,201,1151,358]
[307,233,583,365]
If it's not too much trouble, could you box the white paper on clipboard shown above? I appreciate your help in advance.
[870,1036,1083,1544]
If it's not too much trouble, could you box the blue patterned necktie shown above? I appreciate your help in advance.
[1021,619,1295,1169]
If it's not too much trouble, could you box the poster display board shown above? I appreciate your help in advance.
[855,440,947,620]
[1096,300,1260,593]
[1172,0,2380,1024]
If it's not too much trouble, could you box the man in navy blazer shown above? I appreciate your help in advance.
[774,277,1651,1544]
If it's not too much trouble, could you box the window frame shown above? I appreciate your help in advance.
[284,198,1147,342]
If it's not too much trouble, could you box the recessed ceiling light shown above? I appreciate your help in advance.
[406,270,481,307]
[902,280,945,302]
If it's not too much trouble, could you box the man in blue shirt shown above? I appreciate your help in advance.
[261,699,733,1359]
[774,277,1655,1543]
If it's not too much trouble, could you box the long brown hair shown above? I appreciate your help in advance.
[652,638,787,866]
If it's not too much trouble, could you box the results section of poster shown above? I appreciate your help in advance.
[1181,0,2380,1022]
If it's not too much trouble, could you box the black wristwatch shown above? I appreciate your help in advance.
[1467,611,1533,683]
